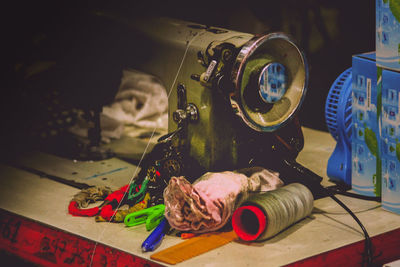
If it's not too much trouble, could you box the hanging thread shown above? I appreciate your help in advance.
[232,183,314,241]
[88,26,207,267]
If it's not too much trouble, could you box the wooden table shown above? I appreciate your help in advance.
[0,127,399,266]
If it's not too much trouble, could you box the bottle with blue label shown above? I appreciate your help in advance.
[376,0,400,71]
[351,53,381,197]
[381,68,400,214]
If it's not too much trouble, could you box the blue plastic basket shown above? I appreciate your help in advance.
[325,68,352,185]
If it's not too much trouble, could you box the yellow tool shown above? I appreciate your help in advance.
[150,231,237,265]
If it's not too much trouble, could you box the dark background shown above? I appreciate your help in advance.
[1,0,375,149]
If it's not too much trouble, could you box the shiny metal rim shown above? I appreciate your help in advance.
[230,32,308,132]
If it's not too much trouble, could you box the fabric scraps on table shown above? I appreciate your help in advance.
[163,167,284,233]
[71,186,113,208]
[68,184,150,222]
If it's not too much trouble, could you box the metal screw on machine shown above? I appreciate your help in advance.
[172,104,199,124]
[190,74,200,81]
[185,104,199,122]
[222,49,232,62]
[173,109,187,124]
[173,83,199,125]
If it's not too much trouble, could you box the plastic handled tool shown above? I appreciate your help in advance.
[141,218,170,252]
[124,204,165,231]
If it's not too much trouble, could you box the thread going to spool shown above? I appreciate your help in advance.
[232,183,314,241]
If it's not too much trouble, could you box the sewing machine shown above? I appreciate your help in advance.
[105,15,301,166]
[101,15,325,195]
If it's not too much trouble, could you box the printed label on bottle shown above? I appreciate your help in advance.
[367,78,371,109]
[398,90,400,116]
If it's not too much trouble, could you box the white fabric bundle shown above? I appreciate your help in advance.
[102,69,168,130]
[69,69,168,142]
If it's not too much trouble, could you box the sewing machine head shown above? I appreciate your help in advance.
[122,17,308,173]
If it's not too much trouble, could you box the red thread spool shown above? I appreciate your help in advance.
[232,183,314,241]
[232,205,266,241]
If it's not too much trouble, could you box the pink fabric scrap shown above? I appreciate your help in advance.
[164,167,283,233]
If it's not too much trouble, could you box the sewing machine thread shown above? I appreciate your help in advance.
[232,183,313,241]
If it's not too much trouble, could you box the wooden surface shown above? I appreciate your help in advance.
[14,151,139,190]
[0,127,399,266]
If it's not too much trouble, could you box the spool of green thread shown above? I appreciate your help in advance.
[232,183,314,241]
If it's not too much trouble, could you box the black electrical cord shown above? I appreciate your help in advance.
[328,193,374,267]
[323,181,380,266]
[276,159,375,266]
[326,187,381,202]
[315,184,376,266]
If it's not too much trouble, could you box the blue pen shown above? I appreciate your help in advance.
[141,218,170,252]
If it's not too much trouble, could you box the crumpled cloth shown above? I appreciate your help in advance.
[164,167,284,233]
[102,69,168,130]
[69,69,168,142]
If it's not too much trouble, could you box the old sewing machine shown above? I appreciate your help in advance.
[109,15,326,204]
